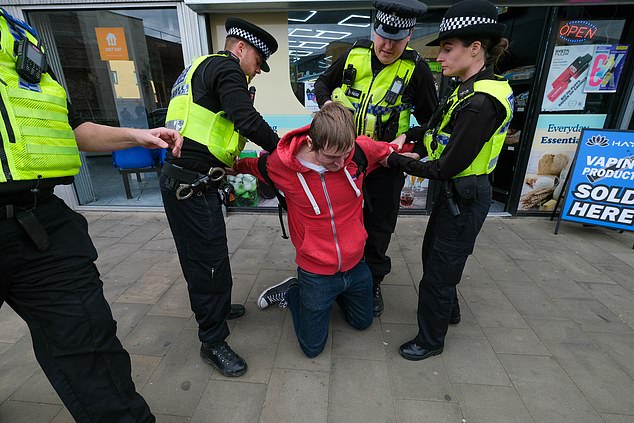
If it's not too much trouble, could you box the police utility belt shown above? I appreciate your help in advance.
[161,162,227,200]
[441,174,490,217]
[1,189,54,252]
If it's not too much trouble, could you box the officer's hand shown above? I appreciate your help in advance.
[399,152,421,160]
[132,127,183,158]
[389,134,407,151]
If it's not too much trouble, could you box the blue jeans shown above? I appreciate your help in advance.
[287,261,373,358]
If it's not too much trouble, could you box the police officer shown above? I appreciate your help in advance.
[0,8,183,422]
[160,18,279,377]
[388,0,513,360]
[314,0,437,317]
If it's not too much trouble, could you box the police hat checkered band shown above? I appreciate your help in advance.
[376,10,417,29]
[227,27,272,59]
[439,16,497,33]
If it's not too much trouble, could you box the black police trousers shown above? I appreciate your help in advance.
[0,195,154,423]
[160,174,232,345]
[363,166,406,283]
[415,181,492,350]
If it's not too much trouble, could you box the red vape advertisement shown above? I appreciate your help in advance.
[542,45,596,112]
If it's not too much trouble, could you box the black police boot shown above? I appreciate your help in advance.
[399,339,443,361]
[228,304,246,320]
[373,282,384,317]
[449,302,461,325]
[200,341,247,377]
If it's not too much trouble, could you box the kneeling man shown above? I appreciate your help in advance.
[235,103,395,357]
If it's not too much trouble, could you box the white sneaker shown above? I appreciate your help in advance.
[257,277,298,310]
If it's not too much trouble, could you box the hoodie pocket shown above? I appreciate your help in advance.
[337,217,367,259]
[300,225,338,267]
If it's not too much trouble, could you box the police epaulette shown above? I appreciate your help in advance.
[400,49,420,63]
[456,78,475,100]
[352,39,373,49]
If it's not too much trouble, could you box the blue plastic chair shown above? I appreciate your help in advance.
[112,147,161,199]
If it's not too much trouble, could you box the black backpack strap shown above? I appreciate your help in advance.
[257,154,289,239]
[351,142,373,213]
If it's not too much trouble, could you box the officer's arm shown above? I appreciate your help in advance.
[387,94,500,180]
[73,122,183,157]
[314,54,346,107]
[216,64,279,152]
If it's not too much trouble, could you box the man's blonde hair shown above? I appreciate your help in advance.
[309,102,356,153]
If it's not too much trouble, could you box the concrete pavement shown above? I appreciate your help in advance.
[1,211,633,422]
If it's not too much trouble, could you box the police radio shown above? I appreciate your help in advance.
[15,36,47,84]
[384,76,404,105]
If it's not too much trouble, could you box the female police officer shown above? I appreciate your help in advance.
[388,0,513,361]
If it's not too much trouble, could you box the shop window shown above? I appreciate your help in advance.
[26,8,184,206]
[288,10,373,111]
[516,5,634,214]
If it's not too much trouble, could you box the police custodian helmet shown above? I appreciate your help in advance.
[373,0,428,41]
[225,18,278,72]
[427,0,506,46]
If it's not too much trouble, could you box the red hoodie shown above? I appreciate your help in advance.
[235,124,394,275]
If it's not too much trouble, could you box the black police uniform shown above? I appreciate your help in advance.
[313,0,437,301]
[389,66,507,352]
[160,34,278,364]
[1,108,155,422]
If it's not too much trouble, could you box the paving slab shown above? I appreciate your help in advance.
[587,332,634,379]
[0,306,27,344]
[191,380,267,423]
[0,400,61,423]
[460,286,528,328]
[382,323,455,402]
[394,399,463,423]
[260,368,329,423]
[552,299,633,333]
[441,336,512,386]
[123,315,190,356]
[482,326,550,356]
[453,384,534,423]
[525,318,590,344]
[379,284,419,325]
[329,357,395,423]
[499,354,604,423]
[545,342,634,414]
[141,329,212,417]
[9,369,61,405]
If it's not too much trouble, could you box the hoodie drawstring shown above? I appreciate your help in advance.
[297,172,321,215]
[343,168,361,197]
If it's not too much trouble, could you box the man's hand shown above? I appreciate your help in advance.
[132,127,183,158]
[389,134,407,151]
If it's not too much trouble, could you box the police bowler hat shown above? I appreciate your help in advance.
[427,0,506,46]
[373,0,428,41]
[225,18,278,72]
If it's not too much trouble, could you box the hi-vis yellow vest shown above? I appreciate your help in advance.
[424,77,513,177]
[165,53,246,167]
[0,12,80,183]
[340,41,417,141]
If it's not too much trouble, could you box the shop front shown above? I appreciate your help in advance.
[5,1,634,215]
